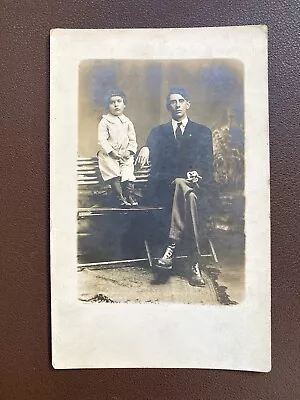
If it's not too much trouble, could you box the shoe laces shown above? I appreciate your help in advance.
[163,244,175,259]
[191,262,200,276]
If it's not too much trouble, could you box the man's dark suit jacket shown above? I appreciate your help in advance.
[145,119,214,207]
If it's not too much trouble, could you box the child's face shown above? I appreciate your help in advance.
[108,96,125,116]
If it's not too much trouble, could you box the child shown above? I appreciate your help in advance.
[97,89,138,206]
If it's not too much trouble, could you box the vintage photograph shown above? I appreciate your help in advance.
[51,27,270,370]
[77,59,245,305]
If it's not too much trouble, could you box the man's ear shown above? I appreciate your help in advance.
[186,101,191,110]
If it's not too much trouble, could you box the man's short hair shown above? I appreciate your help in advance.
[105,89,127,107]
[166,87,189,108]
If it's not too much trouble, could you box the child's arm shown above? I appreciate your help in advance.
[126,121,138,155]
[98,119,115,155]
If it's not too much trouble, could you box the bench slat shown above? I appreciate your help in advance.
[78,181,100,185]
[77,170,97,175]
[77,175,96,181]
[77,166,98,171]
[135,173,151,177]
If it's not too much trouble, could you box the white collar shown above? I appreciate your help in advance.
[102,113,129,124]
[172,116,189,131]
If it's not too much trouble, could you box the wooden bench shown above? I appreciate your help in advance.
[77,156,218,269]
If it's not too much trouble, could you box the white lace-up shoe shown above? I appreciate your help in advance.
[156,243,176,270]
[188,262,205,287]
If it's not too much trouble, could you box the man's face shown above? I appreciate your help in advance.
[108,96,125,116]
[168,93,190,121]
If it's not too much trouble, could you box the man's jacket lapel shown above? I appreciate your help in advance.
[163,121,175,141]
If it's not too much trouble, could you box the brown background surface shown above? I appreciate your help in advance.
[0,1,299,399]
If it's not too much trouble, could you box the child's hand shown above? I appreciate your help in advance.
[121,150,132,160]
[110,150,121,160]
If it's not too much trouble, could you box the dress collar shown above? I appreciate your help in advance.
[102,113,129,124]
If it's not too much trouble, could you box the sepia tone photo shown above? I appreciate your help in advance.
[77,59,245,305]
[51,27,270,370]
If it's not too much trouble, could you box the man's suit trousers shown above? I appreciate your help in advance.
[169,178,209,255]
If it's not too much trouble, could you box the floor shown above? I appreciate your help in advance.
[78,229,245,305]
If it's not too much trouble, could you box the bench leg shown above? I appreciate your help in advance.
[144,240,153,268]
[208,238,218,263]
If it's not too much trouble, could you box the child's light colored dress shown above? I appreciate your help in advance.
[97,113,137,182]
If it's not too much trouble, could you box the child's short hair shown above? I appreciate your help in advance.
[166,87,189,109]
[105,89,127,108]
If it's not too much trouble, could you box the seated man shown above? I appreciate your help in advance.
[136,88,215,287]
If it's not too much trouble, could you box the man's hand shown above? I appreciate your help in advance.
[135,147,150,167]
[186,170,202,183]
[109,150,121,160]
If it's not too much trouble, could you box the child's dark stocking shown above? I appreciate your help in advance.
[122,180,138,206]
[109,177,131,207]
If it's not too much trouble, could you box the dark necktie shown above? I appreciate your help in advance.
[175,122,183,142]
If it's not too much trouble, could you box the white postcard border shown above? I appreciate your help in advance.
[50,26,270,371]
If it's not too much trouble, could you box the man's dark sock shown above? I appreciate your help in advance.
[168,238,178,248]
